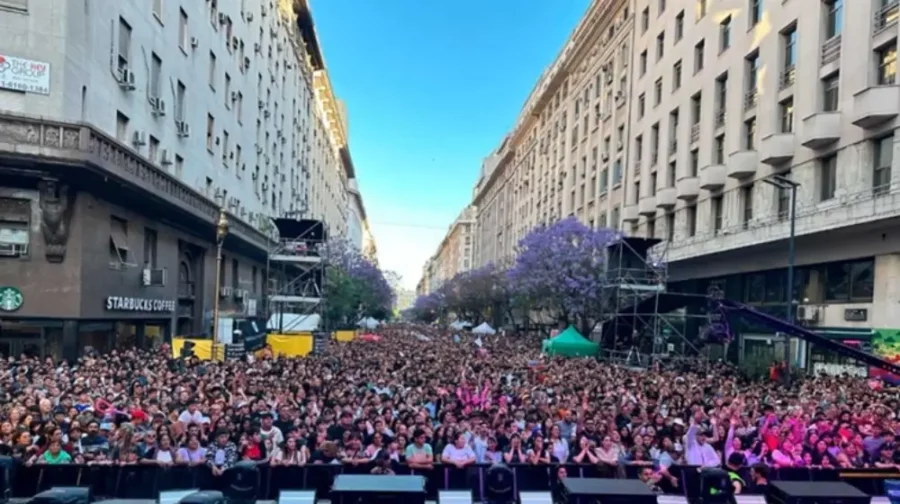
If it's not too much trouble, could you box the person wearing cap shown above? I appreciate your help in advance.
[80,420,109,461]
[259,412,284,446]
[685,413,720,467]
[205,428,237,476]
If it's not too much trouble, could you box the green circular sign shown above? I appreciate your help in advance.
[0,286,23,312]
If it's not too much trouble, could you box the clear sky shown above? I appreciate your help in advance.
[312,0,591,289]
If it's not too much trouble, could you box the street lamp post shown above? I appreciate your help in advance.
[212,208,230,343]
[763,174,799,381]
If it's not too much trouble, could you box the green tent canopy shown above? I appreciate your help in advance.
[542,325,599,357]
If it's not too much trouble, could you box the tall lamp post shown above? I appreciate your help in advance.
[212,208,230,343]
[762,174,799,381]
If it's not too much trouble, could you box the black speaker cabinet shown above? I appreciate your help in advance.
[28,487,91,504]
[561,478,658,504]
[766,481,871,504]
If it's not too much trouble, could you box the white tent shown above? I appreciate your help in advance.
[357,317,379,330]
[472,322,496,335]
[268,313,320,333]
[449,320,469,330]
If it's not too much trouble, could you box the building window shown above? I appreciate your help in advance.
[720,16,732,52]
[208,51,217,90]
[673,60,682,90]
[642,7,649,33]
[117,17,132,70]
[640,50,648,76]
[780,98,794,133]
[825,0,843,38]
[143,228,158,268]
[666,212,675,240]
[822,73,840,111]
[638,93,646,118]
[647,217,656,238]
[0,198,30,258]
[656,32,665,60]
[711,195,723,232]
[658,0,666,15]
[696,0,708,19]
[654,78,663,105]
[686,204,697,237]
[749,0,762,27]
[742,184,754,228]
[206,114,215,152]
[825,259,874,302]
[873,134,893,195]
[820,154,837,201]
[716,73,728,112]
[877,43,897,85]
[777,170,792,219]
[150,53,162,99]
[178,8,189,50]
[694,40,705,73]
[175,154,184,178]
[675,11,684,41]
[109,215,130,265]
[611,206,620,230]
[148,135,160,163]
[116,111,129,142]
[744,118,757,150]
[689,149,699,177]
[714,135,725,164]
[176,81,186,121]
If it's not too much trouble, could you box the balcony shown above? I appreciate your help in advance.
[676,176,700,200]
[727,150,758,179]
[852,85,900,128]
[622,204,640,222]
[699,164,726,190]
[743,91,758,112]
[758,133,795,165]
[820,36,841,66]
[714,110,726,129]
[801,112,841,149]
[690,124,700,144]
[778,67,795,91]
[874,1,899,34]
[656,186,677,209]
[638,196,658,216]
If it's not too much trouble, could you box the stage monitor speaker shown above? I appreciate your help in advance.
[177,491,225,504]
[27,487,91,504]
[561,478,658,504]
[277,490,316,504]
[766,481,870,504]
[886,480,900,504]
[332,474,427,504]
[438,490,473,504]
[519,491,554,504]
[159,489,200,504]
[221,460,259,504]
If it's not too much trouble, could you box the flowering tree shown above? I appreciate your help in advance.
[507,217,619,335]
[320,238,394,328]
[406,291,444,323]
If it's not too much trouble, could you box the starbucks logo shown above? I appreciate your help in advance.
[0,286,23,312]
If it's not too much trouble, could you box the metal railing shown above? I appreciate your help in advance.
[874,1,900,32]
[821,35,841,65]
[779,66,796,90]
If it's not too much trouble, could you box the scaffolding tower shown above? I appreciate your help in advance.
[266,218,328,334]
[599,236,702,366]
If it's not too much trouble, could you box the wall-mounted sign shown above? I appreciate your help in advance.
[844,308,868,322]
[0,286,23,312]
[0,55,50,95]
[106,296,175,313]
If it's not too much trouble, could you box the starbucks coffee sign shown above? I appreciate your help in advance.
[0,286,23,312]
[105,296,175,313]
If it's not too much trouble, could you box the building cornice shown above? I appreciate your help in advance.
[293,0,325,71]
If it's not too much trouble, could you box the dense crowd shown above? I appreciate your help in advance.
[0,326,896,495]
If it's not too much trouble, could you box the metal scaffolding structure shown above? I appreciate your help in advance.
[265,218,328,334]
[600,236,702,366]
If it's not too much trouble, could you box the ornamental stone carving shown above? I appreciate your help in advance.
[38,179,74,263]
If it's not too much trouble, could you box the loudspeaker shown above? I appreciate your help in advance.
[885,480,900,504]
[438,490,473,504]
[332,474,427,504]
[159,489,200,504]
[27,487,91,504]
[560,478,658,504]
[277,490,316,504]
[177,491,225,504]
[766,481,870,504]
[221,460,259,504]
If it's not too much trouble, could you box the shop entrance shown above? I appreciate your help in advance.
[0,337,44,358]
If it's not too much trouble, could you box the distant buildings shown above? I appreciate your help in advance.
[416,206,476,296]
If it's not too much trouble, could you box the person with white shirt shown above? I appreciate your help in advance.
[441,433,476,468]
[177,401,209,428]
[685,418,721,467]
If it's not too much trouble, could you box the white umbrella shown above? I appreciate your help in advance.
[472,322,496,335]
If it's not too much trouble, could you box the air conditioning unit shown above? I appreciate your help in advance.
[797,306,820,323]
[256,145,263,154]
[601,151,610,161]
[234,289,246,300]
[219,286,233,297]
[245,12,254,22]
[232,37,239,49]
[254,42,261,54]
[0,242,27,257]
[231,91,239,102]
[218,12,228,25]
[132,131,147,146]
[261,5,267,16]
[190,37,200,49]
[243,56,250,68]
[150,97,166,117]
[160,150,173,165]
[176,120,191,138]
[258,99,265,110]
[141,268,167,286]
[116,67,137,90]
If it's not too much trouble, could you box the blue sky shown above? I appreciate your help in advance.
[312,0,590,289]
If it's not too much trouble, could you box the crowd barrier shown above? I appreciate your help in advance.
[13,463,899,501]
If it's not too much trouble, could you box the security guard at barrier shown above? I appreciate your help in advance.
[708,453,746,497]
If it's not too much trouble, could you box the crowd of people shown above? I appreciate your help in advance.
[0,325,897,495]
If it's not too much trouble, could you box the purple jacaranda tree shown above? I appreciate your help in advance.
[508,217,619,335]
[319,238,394,327]
[408,291,444,323]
